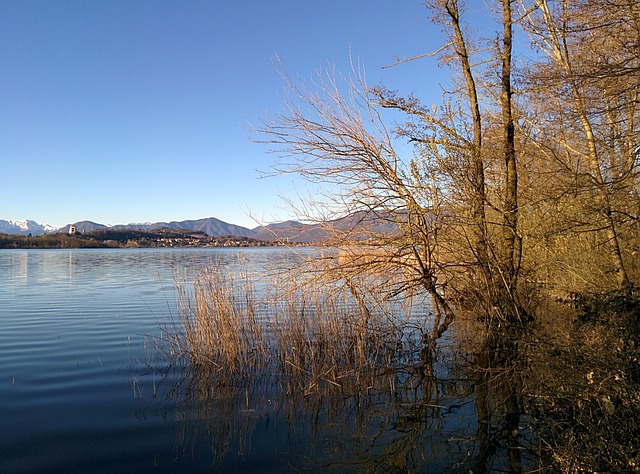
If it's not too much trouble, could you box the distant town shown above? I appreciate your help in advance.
[0,227,312,249]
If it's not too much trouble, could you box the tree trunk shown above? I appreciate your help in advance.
[501,0,521,295]
[445,0,490,278]
[535,0,630,289]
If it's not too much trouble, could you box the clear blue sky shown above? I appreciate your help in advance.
[1,0,490,229]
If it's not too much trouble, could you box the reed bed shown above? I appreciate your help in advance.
[166,260,426,396]
[173,265,269,374]
[271,284,405,395]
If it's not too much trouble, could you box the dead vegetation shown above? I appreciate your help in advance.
[163,260,428,399]
[157,0,640,469]
[525,289,640,473]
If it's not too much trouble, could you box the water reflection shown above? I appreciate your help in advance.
[0,248,544,473]
[464,332,531,473]
[152,322,540,472]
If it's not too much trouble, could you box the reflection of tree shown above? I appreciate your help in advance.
[393,310,541,474]
[153,262,545,471]
[458,329,534,474]
[152,331,542,472]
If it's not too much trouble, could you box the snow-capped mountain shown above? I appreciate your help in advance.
[0,217,254,238]
[0,219,62,236]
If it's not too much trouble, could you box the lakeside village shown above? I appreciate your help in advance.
[0,226,312,249]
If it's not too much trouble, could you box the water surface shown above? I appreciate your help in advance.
[0,248,314,473]
[0,248,522,473]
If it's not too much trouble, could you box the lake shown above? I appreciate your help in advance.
[0,248,531,473]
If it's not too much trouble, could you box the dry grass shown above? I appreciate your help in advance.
[172,265,268,374]
[270,280,409,395]
[164,261,424,397]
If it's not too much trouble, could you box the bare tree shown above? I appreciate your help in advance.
[520,0,639,289]
[257,62,455,344]
[427,0,490,280]
[257,0,639,341]
[374,0,531,323]
[500,0,521,295]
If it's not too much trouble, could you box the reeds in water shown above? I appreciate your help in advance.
[173,265,268,373]
[167,261,421,396]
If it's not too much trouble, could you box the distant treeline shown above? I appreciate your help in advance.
[0,228,293,249]
[0,233,113,249]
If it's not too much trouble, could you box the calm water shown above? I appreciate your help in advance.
[0,248,316,473]
[0,248,526,473]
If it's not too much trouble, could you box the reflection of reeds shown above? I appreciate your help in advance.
[158,262,544,471]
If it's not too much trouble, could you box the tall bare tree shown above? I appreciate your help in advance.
[521,0,639,289]
[375,0,530,323]
[257,64,455,344]
[429,0,490,280]
[500,0,521,295]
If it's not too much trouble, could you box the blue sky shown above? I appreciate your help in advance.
[1,0,489,229]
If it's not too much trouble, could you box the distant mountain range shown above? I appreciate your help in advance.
[0,215,400,243]
[0,214,400,243]
[0,220,60,236]
[59,218,256,239]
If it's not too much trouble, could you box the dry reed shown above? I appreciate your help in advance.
[166,260,425,396]
[173,264,268,374]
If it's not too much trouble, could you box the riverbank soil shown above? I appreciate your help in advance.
[525,289,640,472]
